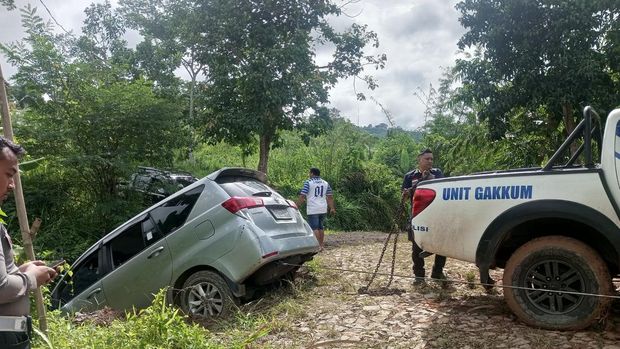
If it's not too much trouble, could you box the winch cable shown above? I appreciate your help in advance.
[280,261,620,300]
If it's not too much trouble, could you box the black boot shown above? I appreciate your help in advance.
[431,270,448,288]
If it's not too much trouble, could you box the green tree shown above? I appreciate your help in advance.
[197,0,385,174]
[121,0,206,156]
[2,5,185,257]
[373,129,420,176]
[455,0,620,140]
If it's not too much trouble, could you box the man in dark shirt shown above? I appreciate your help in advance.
[401,148,447,285]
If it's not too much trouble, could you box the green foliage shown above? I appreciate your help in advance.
[374,129,421,177]
[455,0,620,139]
[1,6,187,259]
[34,290,233,349]
[416,67,564,177]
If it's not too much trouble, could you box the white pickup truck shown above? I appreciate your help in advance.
[411,106,620,330]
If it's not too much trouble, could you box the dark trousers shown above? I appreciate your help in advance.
[0,332,30,349]
[0,316,31,349]
[411,236,446,278]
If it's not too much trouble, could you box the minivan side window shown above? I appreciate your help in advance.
[110,221,144,268]
[58,251,101,303]
[150,185,203,235]
[107,216,164,270]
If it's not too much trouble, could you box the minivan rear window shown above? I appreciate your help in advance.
[217,177,278,198]
[150,185,204,235]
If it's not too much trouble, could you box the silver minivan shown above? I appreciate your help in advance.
[51,168,319,318]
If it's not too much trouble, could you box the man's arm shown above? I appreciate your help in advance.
[326,184,335,214]
[296,179,310,207]
[401,172,413,202]
[297,194,306,208]
[326,194,335,214]
[0,256,34,305]
[0,248,55,305]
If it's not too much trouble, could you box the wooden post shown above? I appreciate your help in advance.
[0,63,48,331]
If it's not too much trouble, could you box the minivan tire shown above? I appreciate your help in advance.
[180,270,237,319]
[503,236,612,330]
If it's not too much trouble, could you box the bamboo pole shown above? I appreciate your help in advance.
[0,63,48,331]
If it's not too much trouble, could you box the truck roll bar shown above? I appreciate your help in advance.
[542,106,602,171]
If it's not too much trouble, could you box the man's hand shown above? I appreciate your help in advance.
[18,260,45,272]
[297,194,306,208]
[20,261,57,286]
[421,170,435,180]
[329,207,336,215]
[402,188,412,201]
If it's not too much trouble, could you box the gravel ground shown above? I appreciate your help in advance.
[257,231,620,349]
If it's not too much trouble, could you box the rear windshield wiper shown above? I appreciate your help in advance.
[252,191,272,197]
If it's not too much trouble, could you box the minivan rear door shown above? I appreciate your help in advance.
[216,176,309,238]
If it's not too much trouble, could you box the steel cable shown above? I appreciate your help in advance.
[281,262,620,300]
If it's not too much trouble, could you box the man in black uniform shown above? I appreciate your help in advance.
[401,148,447,285]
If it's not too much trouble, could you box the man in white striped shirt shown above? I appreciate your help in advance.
[297,168,335,250]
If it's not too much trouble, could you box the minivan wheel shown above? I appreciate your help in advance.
[503,236,612,330]
[180,271,236,319]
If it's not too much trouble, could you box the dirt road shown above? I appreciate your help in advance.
[257,231,620,348]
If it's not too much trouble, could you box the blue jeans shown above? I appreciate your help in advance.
[307,214,326,230]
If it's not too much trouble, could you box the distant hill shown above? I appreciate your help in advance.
[360,123,423,140]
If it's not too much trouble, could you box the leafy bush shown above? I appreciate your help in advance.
[34,290,261,349]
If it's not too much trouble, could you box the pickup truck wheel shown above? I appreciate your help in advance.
[503,236,612,330]
[180,271,237,319]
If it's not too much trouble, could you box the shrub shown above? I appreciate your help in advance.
[35,290,217,349]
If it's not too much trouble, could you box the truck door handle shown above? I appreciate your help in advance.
[87,288,102,299]
[147,246,165,259]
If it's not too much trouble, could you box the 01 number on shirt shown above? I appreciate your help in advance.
[314,186,325,197]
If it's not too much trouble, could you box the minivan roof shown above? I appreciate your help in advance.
[206,167,267,183]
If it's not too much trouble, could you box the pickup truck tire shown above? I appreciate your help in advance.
[503,236,612,330]
[180,271,237,319]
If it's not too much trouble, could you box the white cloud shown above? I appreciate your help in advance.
[326,0,465,129]
[0,0,466,130]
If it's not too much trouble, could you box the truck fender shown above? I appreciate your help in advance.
[475,199,620,283]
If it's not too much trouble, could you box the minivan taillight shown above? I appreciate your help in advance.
[286,199,298,209]
[412,189,436,218]
[222,197,264,213]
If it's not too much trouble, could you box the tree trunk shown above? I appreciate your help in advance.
[561,103,578,155]
[188,74,196,163]
[562,103,575,136]
[258,133,271,174]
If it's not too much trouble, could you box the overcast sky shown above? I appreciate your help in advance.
[0,0,466,130]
